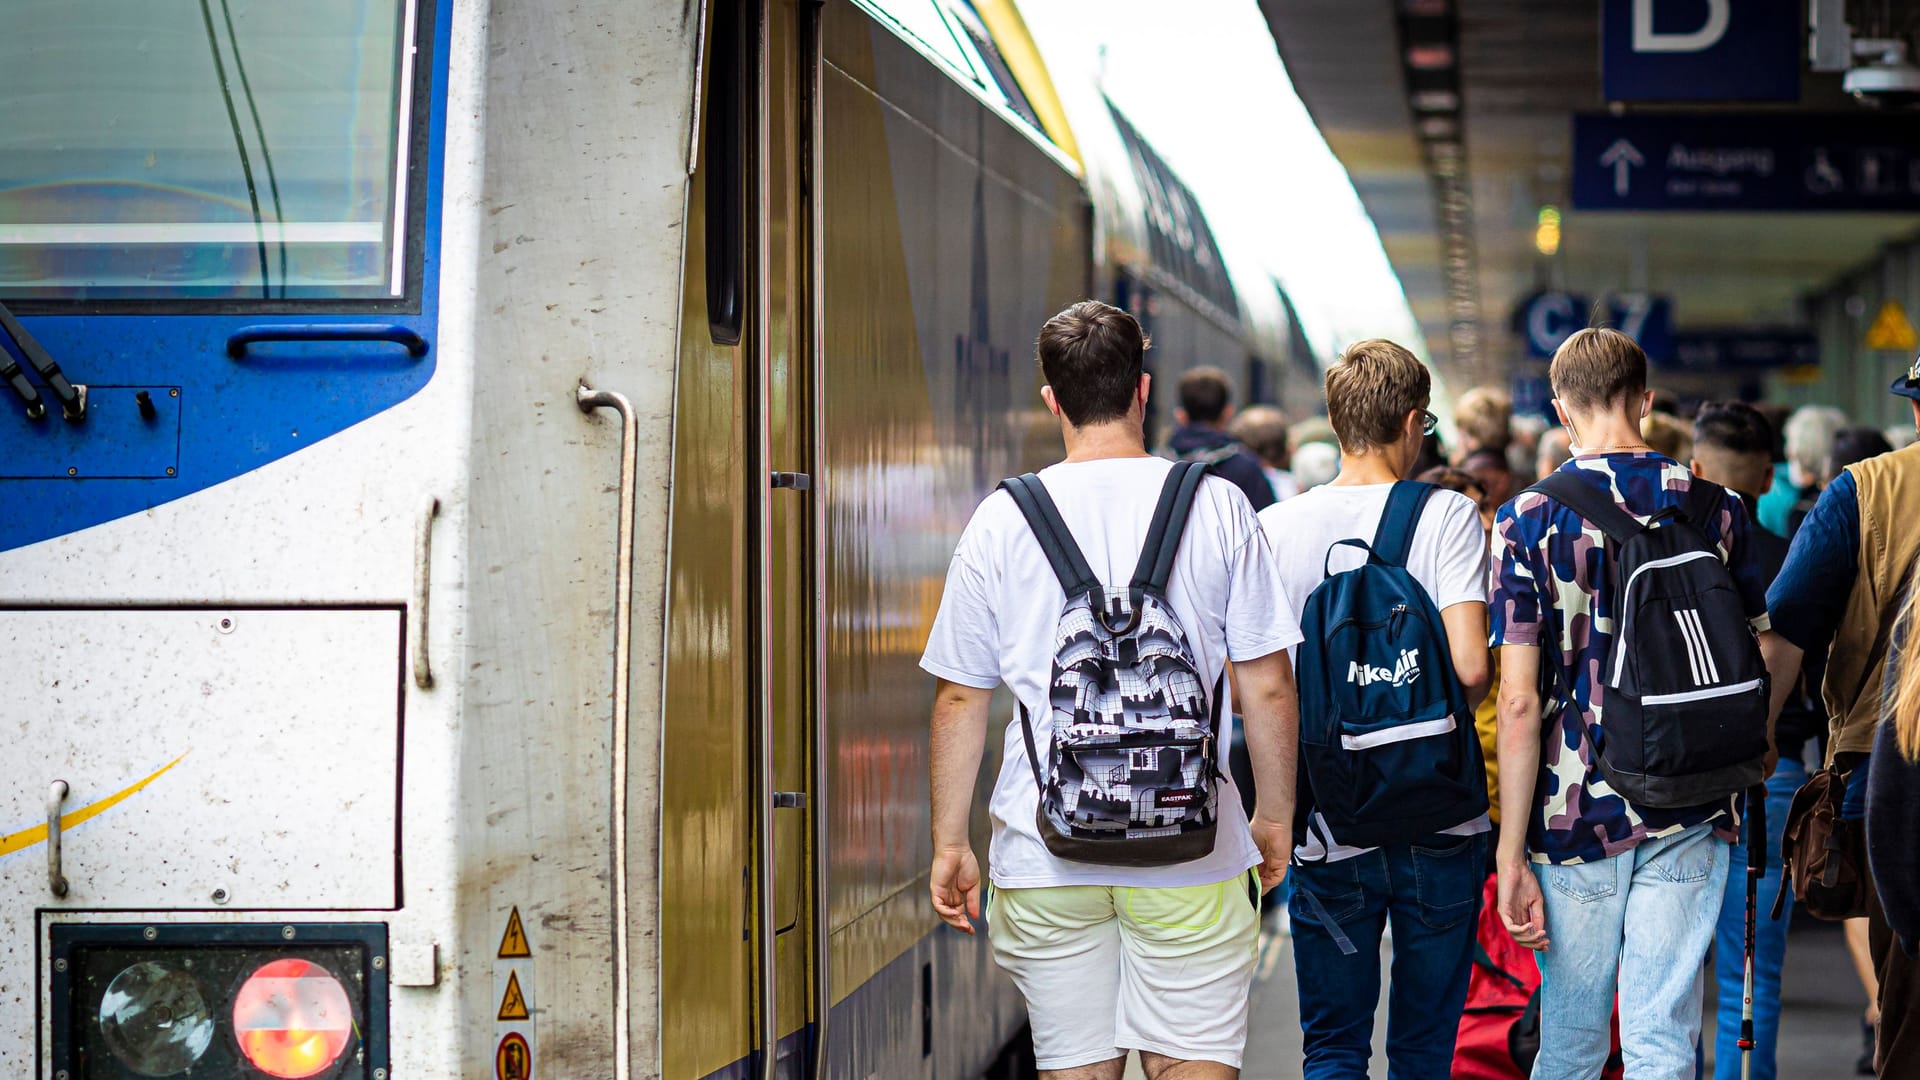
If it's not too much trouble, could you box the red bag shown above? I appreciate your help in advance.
[1453,873,1624,1079]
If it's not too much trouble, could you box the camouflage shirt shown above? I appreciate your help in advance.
[1490,452,1771,865]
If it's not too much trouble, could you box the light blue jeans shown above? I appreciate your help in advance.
[1531,823,1731,1080]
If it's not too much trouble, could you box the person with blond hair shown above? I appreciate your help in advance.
[1452,386,1513,461]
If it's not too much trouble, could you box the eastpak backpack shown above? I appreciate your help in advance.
[999,461,1223,867]
[1295,481,1487,849]
[1527,472,1770,808]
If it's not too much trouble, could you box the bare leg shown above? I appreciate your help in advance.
[1138,1050,1238,1080]
[1848,916,1883,1024]
[1041,1056,1128,1080]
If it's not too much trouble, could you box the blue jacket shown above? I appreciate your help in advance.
[1167,425,1275,511]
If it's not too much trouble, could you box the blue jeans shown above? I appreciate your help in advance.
[1532,822,1730,1080]
[1710,760,1803,1080]
[1288,832,1487,1079]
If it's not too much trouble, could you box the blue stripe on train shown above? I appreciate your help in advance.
[0,0,453,556]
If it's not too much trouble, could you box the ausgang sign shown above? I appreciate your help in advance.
[1572,113,1920,211]
[1601,0,1800,102]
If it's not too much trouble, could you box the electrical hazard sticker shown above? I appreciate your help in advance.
[496,1032,533,1080]
[498,970,530,1021]
[498,906,532,958]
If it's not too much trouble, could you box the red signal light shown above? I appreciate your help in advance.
[231,958,355,1079]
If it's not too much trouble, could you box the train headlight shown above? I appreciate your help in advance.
[97,961,214,1076]
[232,958,355,1079]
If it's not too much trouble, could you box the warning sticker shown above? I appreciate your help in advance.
[496,1032,532,1080]
[498,970,531,1021]
[1866,301,1918,352]
[498,907,532,958]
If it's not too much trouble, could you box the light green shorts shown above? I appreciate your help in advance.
[987,870,1262,1070]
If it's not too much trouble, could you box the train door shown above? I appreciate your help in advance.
[755,0,824,1074]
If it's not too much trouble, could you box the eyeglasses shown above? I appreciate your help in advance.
[1419,409,1440,436]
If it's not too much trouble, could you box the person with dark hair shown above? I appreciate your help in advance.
[922,300,1301,1079]
[1229,404,1301,502]
[1460,448,1512,533]
[1690,402,1805,1080]
[1167,365,1277,510]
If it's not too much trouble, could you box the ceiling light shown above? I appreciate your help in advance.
[1406,44,1455,70]
[1418,115,1458,139]
[1410,89,1460,111]
[1534,205,1562,256]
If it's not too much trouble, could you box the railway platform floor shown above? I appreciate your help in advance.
[1114,902,1870,1079]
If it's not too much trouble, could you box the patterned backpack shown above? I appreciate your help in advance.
[999,462,1223,867]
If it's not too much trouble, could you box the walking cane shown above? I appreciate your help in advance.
[1740,783,1768,1080]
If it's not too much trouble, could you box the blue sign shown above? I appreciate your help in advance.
[1516,292,1591,359]
[1607,293,1674,362]
[1574,113,1920,211]
[1663,329,1819,373]
[1602,0,1800,102]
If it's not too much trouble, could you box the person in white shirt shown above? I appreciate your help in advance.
[1256,339,1493,1078]
[921,301,1303,1079]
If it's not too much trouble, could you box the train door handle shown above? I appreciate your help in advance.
[576,382,638,1080]
[48,779,70,897]
[412,495,440,689]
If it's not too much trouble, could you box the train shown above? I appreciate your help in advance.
[0,1,1418,1077]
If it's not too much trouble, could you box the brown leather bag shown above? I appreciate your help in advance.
[1776,765,1871,921]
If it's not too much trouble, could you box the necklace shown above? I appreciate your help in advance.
[1580,443,1655,454]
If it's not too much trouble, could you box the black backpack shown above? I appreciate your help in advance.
[1527,473,1770,808]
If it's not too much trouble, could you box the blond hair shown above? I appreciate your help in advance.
[1325,339,1430,453]
[1642,411,1693,462]
[1454,386,1513,453]
[1896,588,1920,761]
[1551,327,1647,414]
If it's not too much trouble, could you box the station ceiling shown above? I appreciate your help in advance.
[1260,0,1920,390]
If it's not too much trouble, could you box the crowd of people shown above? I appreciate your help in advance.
[919,298,1920,1080]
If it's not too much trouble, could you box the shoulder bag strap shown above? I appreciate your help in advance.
[1130,460,1210,595]
[1527,471,1646,546]
[1370,480,1438,568]
[998,473,1101,599]
[1679,475,1727,532]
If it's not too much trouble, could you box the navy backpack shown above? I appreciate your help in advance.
[1295,482,1487,850]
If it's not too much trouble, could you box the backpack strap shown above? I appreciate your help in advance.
[998,473,1101,601]
[1130,460,1210,596]
[1679,476,1727,531]
[1526,471,1646,545]
[1370,481,1437,568]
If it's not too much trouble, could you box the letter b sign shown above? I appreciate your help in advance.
[1602,0,1798,102]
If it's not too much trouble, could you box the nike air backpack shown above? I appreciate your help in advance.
[1296,481,1487,847]
[1528,472,1770,808]
[999,462,1222,867]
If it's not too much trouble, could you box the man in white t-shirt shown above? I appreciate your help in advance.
[1257,339,1492,1078]
[921,301,1303,1079]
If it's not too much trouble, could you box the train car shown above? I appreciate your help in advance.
[0,2,1392,1078]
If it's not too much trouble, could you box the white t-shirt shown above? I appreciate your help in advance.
[1263,466,1303,503]
[1256,481,1492,863]
[920,457,1303,889]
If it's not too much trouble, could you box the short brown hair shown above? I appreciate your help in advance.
[1228,405,1289,466]
[1325,339,1431,452]
[1036,301,1148,426]
[1550,327,1647,413]
[1177,366,1235,425]
[1453,387,1513,453]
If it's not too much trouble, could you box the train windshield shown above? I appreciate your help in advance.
[0,0,414,303]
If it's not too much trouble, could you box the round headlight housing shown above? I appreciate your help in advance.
[97,961,215,1077]
[231,957,356,1079]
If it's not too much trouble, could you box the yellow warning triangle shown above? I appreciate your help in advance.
[1865,301,1918,351]
[497,907,531,958]
[497,970,531,1021]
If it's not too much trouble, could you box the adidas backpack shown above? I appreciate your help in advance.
[998,462,1223,867]
[1527,472,1770,808]
[1296,482,1488,849]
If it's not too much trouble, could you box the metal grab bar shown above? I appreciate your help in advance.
[412,495,440,689]
[225,323,430,359]
[576,383,638,1080]
[48,780,69,897]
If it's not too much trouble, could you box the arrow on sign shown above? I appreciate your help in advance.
[1600,138,1646,196]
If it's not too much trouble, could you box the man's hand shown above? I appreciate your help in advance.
[1249,814,1291,893]
[930,846,983,934]
[1497,855,1549,952]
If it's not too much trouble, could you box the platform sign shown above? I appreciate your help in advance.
[1573,113,1920,211]
[1517,292,1592,359]
[1865,301,1918,352]
[1601,0,1800,102]
[1608,293,1673,363]
[1664,329,1818,373]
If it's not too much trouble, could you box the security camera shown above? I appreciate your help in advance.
[1845,38,1920,108]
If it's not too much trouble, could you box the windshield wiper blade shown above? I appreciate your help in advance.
[1,351,43,420]
[0,301,84,421]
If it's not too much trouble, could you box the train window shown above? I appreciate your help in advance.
[704,0,745,347]
[0,0,416,303]
[946,3,1043,132]
[854,0,981,85]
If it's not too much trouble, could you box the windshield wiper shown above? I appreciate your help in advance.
[0,301,84,422]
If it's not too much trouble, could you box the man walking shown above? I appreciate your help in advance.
[1167,366,1277,510]
[921,301,1301,1079]
[1259,339,1493,1077]
[1690,403,1809,1080]
[1490,329,1790,1078]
